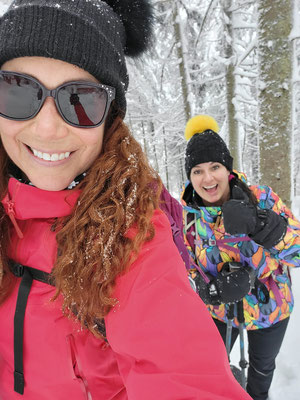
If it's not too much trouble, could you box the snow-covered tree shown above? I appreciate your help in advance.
[0,0,299,204]
[257,0,293,207]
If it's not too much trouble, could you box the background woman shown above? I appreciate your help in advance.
[0,1,252,399]
[182,115,300,400]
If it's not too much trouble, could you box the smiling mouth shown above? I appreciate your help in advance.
[204,184,217,191]
[28,146,71,161]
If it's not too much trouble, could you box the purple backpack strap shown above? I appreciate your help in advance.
[159,186,191,270]
[184,213,211,283]
[259,266,285,306]
[195,236,251,255]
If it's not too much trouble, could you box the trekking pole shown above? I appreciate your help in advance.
[225,303,235,359]
[237,300,248,390]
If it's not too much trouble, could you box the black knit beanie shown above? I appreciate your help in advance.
[0,0,153,114]
[184,115,233,179]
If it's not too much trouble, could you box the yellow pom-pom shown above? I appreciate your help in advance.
[184,115,219,141]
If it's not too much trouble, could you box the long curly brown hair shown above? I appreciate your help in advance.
[0,107,162,338]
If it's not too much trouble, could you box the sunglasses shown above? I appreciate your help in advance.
[0,71,115,128]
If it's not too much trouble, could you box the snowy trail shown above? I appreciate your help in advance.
[230,229,300,400]
[266,204,300,399]
[231,270,300,399]
[270,269,300,400]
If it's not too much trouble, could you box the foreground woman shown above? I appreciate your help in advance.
[182,115,300,400]
[0,1,251,399]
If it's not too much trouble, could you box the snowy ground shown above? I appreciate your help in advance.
[265,204,300,399]
[231,269,300,400]
[231,204,300,399]
[270,269,300,399]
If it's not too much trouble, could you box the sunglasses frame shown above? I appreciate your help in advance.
[0,70,116,128]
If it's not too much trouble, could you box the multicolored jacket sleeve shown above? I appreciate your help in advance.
[252,185,300,270]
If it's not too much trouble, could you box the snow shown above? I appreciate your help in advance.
[270,271,300,399]
[271,206,300,399]
[230,272,300,399]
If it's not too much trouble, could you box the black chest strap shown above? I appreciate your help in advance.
[9,261,54,395]
[9,260,107,395]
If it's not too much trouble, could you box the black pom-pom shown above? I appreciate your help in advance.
[103,0,153,57]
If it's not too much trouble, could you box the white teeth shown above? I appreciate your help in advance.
[204,185,217,190]
[30,147,71,161]
[43,153,51,161]
[50,154,59,161]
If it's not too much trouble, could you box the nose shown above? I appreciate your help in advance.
[31,97,69,140]
[202,169,213,183]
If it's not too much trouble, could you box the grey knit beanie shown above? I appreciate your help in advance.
[0,0,153,114]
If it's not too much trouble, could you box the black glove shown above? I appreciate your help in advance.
[222,186,287,249]
[193,262,255,305]
[193,271,214,304]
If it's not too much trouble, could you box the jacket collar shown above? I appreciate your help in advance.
[1,177,80,220]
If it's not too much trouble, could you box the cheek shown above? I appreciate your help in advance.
[0,120,20,155]
[219,176,230,193]
[190,175,196,187]
[0,119,20,140]
[78,128,105,167]
[77,125,104,149]
[190,175,202,188]
[216,169,228,182]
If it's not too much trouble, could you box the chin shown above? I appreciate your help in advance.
[203,197,222,207]
[29,177,75,191]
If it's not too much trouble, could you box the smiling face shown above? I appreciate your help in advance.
[190,162,230,206]
[0,56,106,191]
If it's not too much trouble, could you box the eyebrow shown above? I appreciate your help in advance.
[193,162,216,168]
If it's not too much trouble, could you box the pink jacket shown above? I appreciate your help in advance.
[0,178,251,399]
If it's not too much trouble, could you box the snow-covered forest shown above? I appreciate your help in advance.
[0,0,298,208]
[125,0,300,212]
[0,0,299,398]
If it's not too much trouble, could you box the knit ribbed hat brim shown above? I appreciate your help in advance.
[0,0,128,111]
[185,130,233,178]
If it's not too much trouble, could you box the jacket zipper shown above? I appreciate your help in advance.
[5,181,24,239]
[67,334,92,400]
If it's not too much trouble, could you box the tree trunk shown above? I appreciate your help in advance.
[257,0,292,207]
[173,1,192,121]
[163,129,170,191]
[223,0,240,171]
[149,121,159,172]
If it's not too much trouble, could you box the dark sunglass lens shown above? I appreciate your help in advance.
[0,73,42,119]
[57,84,108,127]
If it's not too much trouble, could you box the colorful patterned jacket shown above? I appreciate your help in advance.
[181,172,300,330]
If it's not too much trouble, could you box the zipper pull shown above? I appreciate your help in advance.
[7,201,24,239]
